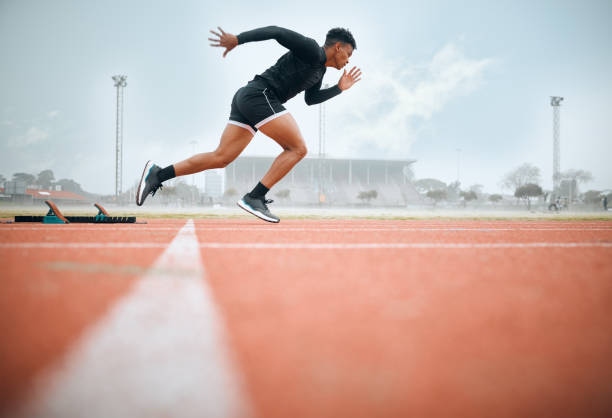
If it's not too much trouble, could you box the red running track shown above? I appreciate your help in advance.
[1,218,611,417]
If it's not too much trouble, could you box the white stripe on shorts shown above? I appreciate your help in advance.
[228,120,256,136]
[254,110,289,129]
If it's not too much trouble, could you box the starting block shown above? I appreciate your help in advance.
[14,200,141,224]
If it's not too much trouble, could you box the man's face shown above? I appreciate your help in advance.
[334,42,353,69]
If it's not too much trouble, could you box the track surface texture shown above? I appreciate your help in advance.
[1,218,611,418]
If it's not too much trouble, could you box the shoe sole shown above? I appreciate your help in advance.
[237,199,280,223]
[136,160,153,206]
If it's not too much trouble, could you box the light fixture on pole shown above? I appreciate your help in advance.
[550,96,563,195]
[112,75,127,199]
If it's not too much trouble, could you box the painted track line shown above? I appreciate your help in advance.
[194,227,612,232]
[2,226,611,232]
[0,224,612,232]
[14,219,249,418]
[197,242,612,249]
[2,242,611,249]
[0,243,168,249]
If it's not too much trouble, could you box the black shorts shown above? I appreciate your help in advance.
[228,82,287,135]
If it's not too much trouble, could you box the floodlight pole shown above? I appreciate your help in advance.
[318,84,328,203]
[112,75,127,199]
[550,96,563,195]
[456,148,461,184]
[190,140,198,187]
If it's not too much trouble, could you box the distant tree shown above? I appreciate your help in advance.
[37,169,55,189]
[501,163,541,191]
[12,172,36,187]
[446,181,461,201]
[275,189,291,200]
[426,189,447,206]
[55,178,84,194]
[174,181,192,198]
[489,194,503,203]
[224,188,237,197]
[561,169,593,185]
[357,190,378,203]
[414,178,446,193]
[460,190,478,206]
[582,190,602,205]
[469,184,484,195]
[514,183,543,210]
[172,181,199,204]
[0,174,6,184]
[161,185,177,197]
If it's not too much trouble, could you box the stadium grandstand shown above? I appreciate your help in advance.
[223,156,422,206]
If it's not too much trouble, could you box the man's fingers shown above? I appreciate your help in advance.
[218,26,226,35]
[210,29,222,37]
[210,44,223,47]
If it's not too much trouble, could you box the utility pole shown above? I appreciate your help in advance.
[550,96,563,196]
[190,140,198,187]
[112,75,127,200]
[456,148,461,184]
[318,83,328,203]
[189,140,198,205]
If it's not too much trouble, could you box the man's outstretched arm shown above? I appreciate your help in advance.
[304,80,342,105]
[304,66,362,105]
[210,26,320,62]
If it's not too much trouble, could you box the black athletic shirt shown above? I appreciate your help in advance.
[237,26,342,105]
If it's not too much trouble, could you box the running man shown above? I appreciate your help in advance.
[136,25,361,222]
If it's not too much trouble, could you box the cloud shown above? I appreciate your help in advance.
[47,110,60,118]
[8,126,49,147]
[328,43,493,157]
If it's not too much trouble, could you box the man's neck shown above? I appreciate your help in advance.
[323,46,335,67]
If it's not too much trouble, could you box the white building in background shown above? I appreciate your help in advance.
[205,169,225,198]
[224,156,420,206]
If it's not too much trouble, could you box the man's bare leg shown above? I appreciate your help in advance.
[136,124,253,206]
[236,113,306,223]
[173,124,254,176]
[257,113,308,188]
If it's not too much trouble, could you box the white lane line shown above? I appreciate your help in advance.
[14,219,250,418]
[197,242,612,249]
[2,242,611,249]
[0,242,168,248]
[0,227,185,231]
[2,226,612,232]
[193,227,612,232]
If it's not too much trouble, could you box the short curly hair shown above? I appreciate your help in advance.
[324,28,356,50]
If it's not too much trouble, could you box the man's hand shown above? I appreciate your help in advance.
[209,27,238,58]
[338,66,362,91]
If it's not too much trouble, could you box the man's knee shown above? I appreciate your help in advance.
[212,151,235,168]
[293,144,308,160]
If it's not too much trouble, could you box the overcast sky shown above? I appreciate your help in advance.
[1,0,611,194]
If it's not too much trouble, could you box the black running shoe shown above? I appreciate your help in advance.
[136,161,163,206]
[237,194,280,223]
